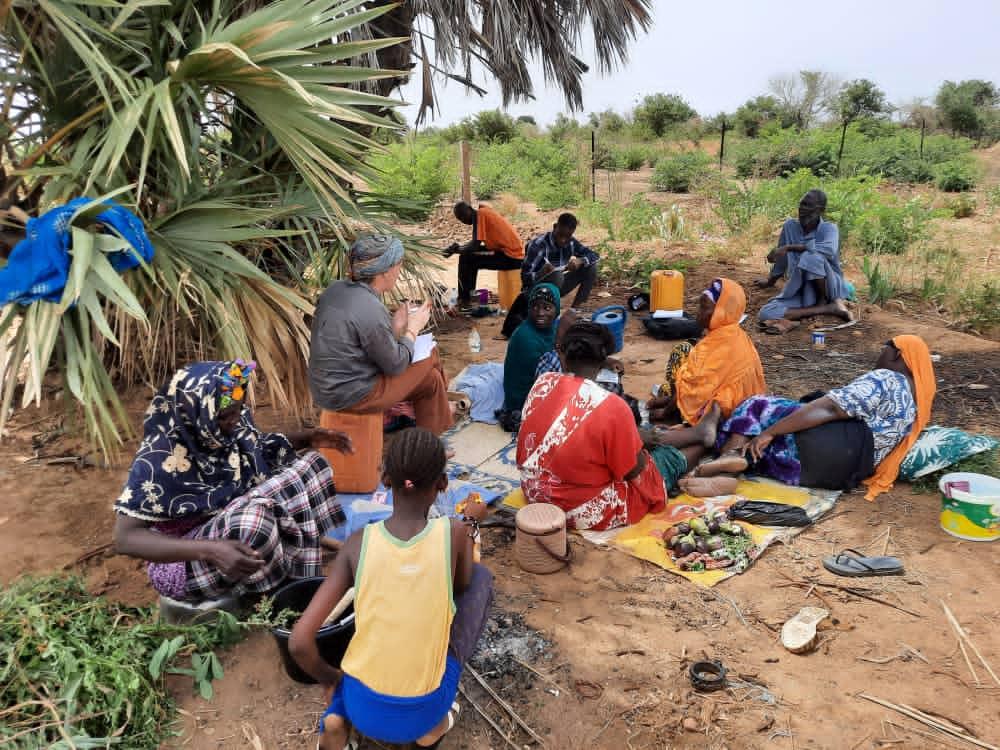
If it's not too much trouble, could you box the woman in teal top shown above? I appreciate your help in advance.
[502,283,561,418]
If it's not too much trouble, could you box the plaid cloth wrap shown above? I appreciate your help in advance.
[184,451,345,600]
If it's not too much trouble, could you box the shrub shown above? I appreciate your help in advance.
[473,143,517,198]
[599,242,685,288]
[592,142,619,169]
[862,256,899,303]
[474,137,583,208]
[369,142,457,219]
[715,169,879,246]
[958,281,1000,331]
[731,124,973,184]
[935,158,977,192]
[651,151,712,192]
[950,193,977,218]
[732,128,837,178]
[633,93,697,137]
[855,199,933,255]
[577,195,660,241]
[471,109,518,142]
[620,146,648,171]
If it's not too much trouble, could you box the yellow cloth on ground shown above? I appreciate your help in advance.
[340,517,455,697]
[506,480,829,587]
[609,480,809,586]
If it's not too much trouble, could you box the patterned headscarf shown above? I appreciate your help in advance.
[349,234,404,280]
[114,361,294,522]
[702,278,724,304]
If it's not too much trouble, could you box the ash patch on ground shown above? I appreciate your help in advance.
[470,610,552,685]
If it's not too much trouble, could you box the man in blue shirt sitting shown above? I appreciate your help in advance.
[501,213,600,338]
[756,189,852,334]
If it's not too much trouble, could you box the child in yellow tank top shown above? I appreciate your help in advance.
[290,429,494,750]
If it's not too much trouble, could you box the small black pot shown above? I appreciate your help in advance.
[270,577,355,684]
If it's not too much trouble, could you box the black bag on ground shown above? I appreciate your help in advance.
[795,418,875,491]
[642,315,703,341]
[727,501,812,527]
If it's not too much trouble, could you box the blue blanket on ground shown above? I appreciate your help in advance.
[452,362,504,424]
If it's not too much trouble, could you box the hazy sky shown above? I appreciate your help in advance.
[399,0,999,127]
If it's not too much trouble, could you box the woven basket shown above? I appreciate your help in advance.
[515,503,570,574]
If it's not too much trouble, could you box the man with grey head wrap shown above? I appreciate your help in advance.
[308,234,452,435]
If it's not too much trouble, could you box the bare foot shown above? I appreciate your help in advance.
[694,451,748,477]
[830,299,853,322]
[761,318,800,335]
[694,402,722,448]
[678,476,740,497]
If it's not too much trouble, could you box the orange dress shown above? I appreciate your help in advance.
[863,334,935,500]
[477,205,524,260]
[675,279,766,424]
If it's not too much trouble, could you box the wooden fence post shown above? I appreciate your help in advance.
[719,118,727,170]
[460,141,471,203]
[591,130,596,202]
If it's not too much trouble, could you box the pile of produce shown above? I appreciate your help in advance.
[663,510,758,572]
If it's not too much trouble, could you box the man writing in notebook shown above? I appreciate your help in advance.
[500,212,600,338]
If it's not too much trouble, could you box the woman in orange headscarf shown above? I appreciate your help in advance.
[696,335,935,498]
[649,278,766,425]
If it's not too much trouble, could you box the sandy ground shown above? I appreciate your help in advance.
[2,182,1000,749]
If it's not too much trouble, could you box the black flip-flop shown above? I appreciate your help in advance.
[822,548,904,578]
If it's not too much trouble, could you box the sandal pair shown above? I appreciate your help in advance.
[822,548,904,577]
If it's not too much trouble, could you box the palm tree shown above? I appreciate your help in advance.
[361,1,654,122]
[0,0,434,458]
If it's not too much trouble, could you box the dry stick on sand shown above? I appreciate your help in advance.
[958,638,981,686]
[457,684,524,750]
[857,694,998,750]
[941,601,1000,687]
[886,720,975,750]
[512,657,569,696]
[466,665,547,747]
[813,582,922,618]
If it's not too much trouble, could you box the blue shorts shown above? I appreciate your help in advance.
[320,656,461,744]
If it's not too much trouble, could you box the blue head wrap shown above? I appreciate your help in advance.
[350,234,404,280]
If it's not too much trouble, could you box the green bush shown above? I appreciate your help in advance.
[651,151,712,192]
[620,146,648,171]
[369,142,457,219]
[577,195,660,241]
[855,199,933,255]
[715,169,879,246]
[731,124,974,184]
[958,281,1000,331]
[473,143,517,198]
[473,137,583,208]
[935,158,978,191]
[732,128,837,178]
[862,256,899,303]
[592,142,619,169]
[950,193,977,218]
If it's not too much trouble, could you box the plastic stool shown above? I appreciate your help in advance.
[320,410,383,493]
[498,269,522,311]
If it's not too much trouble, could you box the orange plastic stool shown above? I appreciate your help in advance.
[319,410,383,493]
[497,269,522,311]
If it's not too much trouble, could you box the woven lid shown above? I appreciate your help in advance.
[516,503,566,534]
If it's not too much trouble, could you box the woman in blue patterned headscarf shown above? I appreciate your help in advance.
[114,360,352,602]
